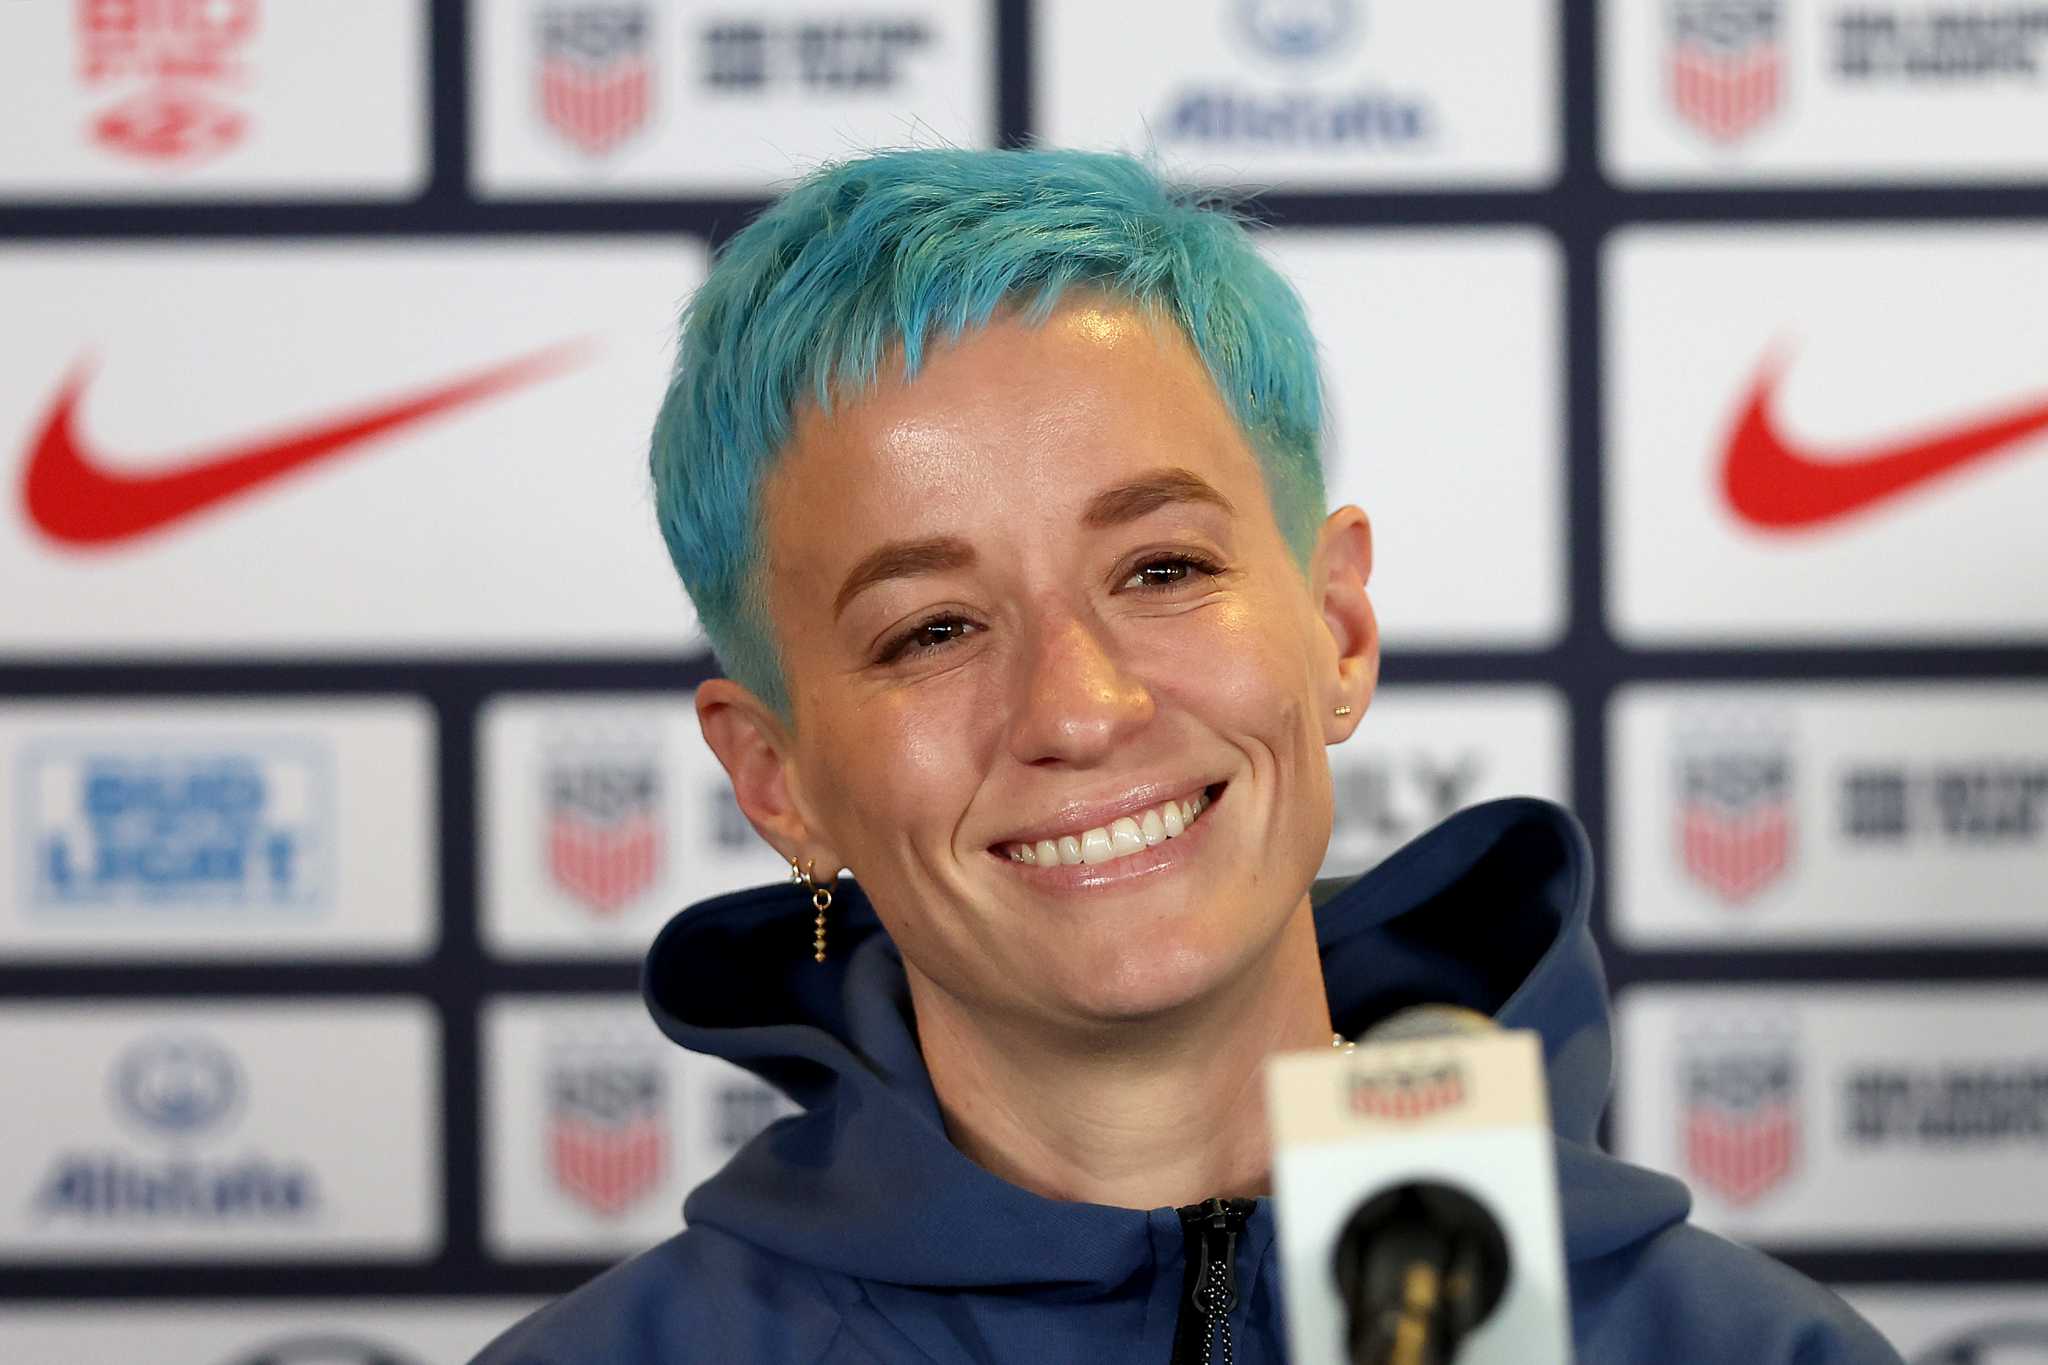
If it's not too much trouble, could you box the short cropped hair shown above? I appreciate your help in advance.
[650,147,1326,712]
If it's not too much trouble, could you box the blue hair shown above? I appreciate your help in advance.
[650,147,1325,712]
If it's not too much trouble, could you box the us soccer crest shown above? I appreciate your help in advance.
[543,735,664,916]
[1673,716,1795,905]
[1347,1060,1467,1121]
[546,1043,668,1218]
[1679,1020,1800,1207]
[536,4,654,157]
[1666,0,1783,144]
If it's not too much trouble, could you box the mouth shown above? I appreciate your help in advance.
[992,782,1224,870]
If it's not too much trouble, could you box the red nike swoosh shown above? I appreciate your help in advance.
[1722,351,2048,530]
[21,340,591,547]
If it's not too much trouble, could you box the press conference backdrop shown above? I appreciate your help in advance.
[1,2,2044,1361]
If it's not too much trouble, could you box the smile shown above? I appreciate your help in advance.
[998,788,1215,868]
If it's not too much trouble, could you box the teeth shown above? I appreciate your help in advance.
[1003,791,1213,869]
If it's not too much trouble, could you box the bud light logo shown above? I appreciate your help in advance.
[35,1033,317,1223]
[115,1035,241,1137]
[22,741,332,912]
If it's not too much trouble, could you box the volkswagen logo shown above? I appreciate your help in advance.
[113,1034,241,1137]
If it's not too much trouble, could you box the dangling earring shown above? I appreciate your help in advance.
[790,857,834,963]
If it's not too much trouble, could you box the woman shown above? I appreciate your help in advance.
[475,148,1898,1364]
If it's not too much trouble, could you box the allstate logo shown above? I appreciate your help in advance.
[37,1029,314,1220]
[114,1034,241,1137]
[220,1336,424,1365]
[1237,0,1357,61]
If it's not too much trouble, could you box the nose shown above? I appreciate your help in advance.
[1008,609,1155,768]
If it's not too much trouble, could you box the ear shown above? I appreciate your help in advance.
[1311,504,1378,744]
[696,679,843,873]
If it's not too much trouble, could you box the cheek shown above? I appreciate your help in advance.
[1150,598,1317,736]
[808,685,998,865]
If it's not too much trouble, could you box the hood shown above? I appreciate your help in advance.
[643,796,1690,1289]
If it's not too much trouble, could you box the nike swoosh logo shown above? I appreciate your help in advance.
[21,340,591,547]
[1723,351,2048,530]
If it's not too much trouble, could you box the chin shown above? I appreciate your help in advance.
[1041,932,1242,1027]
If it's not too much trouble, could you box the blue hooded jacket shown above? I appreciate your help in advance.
[473,798,1901,1364]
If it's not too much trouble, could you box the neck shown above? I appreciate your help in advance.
[907,899,1332,1210]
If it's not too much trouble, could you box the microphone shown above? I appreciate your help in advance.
[1265,1006,1574,1365]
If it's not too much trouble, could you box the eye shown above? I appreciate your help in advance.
[876,614,980,665]
[1121,553,1224,593]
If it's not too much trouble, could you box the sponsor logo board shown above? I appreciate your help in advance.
[0,239,704,656]
[1037,0,1559,189]
[0,1300,543,1364]
[483,995,796,1257]
[1323,685,1570,877]
[0,1001,439,1258]
[1606,226,2048,642]
[1264,230,1565,649]
[1617,986,2048,1244]
[1836,1287,2048,1364]
[1606,1,2048,183]
[0,699,433,960]
[1611,683,2048,946]
[480,694,788,958]
[471,0,994,195]
[0,0,426,200]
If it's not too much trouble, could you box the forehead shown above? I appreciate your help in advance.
[763,300,1265,545]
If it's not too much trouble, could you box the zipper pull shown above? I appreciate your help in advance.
[1189,1197,1243,1315]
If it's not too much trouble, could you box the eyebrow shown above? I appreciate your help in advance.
[830,469,1235,619]
[1081,467,1235,528]
[833,536,977,619]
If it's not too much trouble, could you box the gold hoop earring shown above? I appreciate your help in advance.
[790,857,835,963]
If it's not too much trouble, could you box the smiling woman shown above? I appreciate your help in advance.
[471,149,1900,1365]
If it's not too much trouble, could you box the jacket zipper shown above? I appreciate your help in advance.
[1171,1197,1253,1365]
